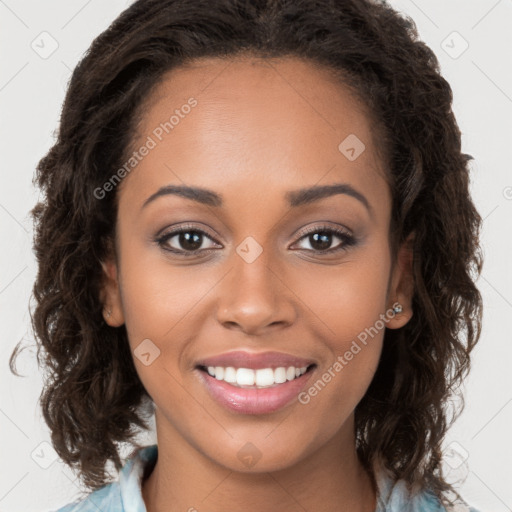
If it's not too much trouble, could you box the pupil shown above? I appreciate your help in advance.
[310,232,331,251]
[180,231,202,251]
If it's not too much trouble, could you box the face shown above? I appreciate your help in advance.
[101,56,414,473]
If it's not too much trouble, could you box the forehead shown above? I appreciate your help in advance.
[120,56,389,211]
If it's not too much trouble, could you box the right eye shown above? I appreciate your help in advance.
[156,224,222,256]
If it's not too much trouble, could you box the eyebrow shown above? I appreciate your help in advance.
[141,182,372,215]
[285,183,372,215]
[142,185,222,209]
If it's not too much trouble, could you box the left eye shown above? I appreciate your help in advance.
[292,227,356,253]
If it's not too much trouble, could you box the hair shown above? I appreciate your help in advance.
[10,0,483,506]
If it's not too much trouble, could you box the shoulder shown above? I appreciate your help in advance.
[373,462,482,512]
[49,481,120,511]
[421,492,484,512]
[385,483,483,512]
[49,444,158,512]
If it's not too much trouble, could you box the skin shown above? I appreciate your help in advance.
[101,56,414,512]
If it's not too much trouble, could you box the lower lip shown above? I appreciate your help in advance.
[197,367,315,415]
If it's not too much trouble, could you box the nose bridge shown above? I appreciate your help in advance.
[215,240,295,333]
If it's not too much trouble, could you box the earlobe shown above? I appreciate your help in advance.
[386,232,415,330]
[99,258,125,327]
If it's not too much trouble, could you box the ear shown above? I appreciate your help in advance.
[386,231,415,329]
[99,256,125,327]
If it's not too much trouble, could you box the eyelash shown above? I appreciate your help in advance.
[155,223,357,257]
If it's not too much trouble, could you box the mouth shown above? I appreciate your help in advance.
[194,351,317,414]
[196,363,316,389]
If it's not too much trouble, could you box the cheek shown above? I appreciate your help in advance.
[293,246,391,411]
[296,245,391,346]
[117,236,215,347]
[116,236,228,404]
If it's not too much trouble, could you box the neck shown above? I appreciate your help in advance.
[142,414,376,512]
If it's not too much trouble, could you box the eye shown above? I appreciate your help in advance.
[292,225,357,254]
[155,223,357,257]
[156,224,221,255]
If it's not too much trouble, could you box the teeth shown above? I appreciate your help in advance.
[204,365,310,388]
[236,368,255,386]
[255,368,274,387]
[224,366,237,383]
[274,367,287,384]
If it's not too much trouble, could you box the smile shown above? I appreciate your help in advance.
[195,351,317,414]
[202,365,310,388]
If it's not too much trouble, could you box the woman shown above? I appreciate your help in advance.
[10,0,483,510]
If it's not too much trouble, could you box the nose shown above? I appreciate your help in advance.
[215,249,297,336]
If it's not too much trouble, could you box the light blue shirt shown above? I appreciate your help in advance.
[50,444,481,512]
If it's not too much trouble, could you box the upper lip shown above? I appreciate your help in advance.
[196,350,316,370]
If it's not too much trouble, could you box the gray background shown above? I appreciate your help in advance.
[1,0,511,511]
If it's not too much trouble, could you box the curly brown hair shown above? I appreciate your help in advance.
[10,0,483,506]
